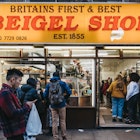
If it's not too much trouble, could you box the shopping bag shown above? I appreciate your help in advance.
[24,136,36,140]
[26,103,42,136]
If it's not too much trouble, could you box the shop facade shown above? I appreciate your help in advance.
[0,3,140,128]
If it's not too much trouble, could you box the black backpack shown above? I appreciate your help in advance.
[49,81,64,105]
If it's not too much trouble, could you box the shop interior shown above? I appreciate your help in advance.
[97,47,140,128]
[0,45,140,128]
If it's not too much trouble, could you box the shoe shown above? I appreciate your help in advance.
[46,132,53,136]
[125,119,135,124]
[119,119,123,122]
[112,118,117,122]
[62,136,67,140]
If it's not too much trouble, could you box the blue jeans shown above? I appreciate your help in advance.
[112,97,125,119]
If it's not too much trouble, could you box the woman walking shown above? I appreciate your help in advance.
[107,74,127,122]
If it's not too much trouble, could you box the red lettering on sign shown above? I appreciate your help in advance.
[0,16,4,29]
[89,16,101,31]
[31,16,47,30]
[120,16,136,30]
[64,16,78,31]
[5,16,20,30]
[48,16,63,30]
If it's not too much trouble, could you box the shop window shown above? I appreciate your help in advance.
[60,0,97,1]
[123,50,140,57]
[46,58,95,107]
[0,57,45,86]
[29,0,55,1]
[1,0,134,2]
[72,49,95,57]
[46,48,70,57]
[0,0,24,1]
[98,50,120,57]
[22,47,44,59]
[0,48,20,57]
[46,46,95,57]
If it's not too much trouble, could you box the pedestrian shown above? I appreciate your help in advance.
[44,71,72,140]
[36,80,46,129]
[107,74,127,122]
[0,68,34,140]
[20,78,42,124]
[102,80,109,106]
[99,80,104,104]
[125,72,140,124]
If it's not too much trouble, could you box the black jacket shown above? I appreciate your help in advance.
[20,84,45,114]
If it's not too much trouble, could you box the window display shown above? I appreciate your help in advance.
[0,46,95,107]
[46,58,93,107]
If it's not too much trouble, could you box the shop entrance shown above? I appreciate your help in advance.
[97,54,140,128]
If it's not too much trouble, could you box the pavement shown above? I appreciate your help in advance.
[1,128,140,140]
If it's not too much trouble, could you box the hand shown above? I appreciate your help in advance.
[26,99,37,109]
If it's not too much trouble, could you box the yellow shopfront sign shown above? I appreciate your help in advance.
[0,3,140,44]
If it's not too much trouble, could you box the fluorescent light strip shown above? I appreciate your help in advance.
[0,46,34,49]
[45,46,95,50]
[104,46,140,49]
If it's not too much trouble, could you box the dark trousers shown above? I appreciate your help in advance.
[7,134,24,140]
[127,94,139,121]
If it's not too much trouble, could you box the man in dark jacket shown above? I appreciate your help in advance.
[0,68,34,140]
[44,71,71,140]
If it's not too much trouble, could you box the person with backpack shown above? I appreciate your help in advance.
[44,71,72,140]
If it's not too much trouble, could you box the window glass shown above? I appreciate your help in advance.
[23,48,44,58]
[98,50,120,57]
[123,50,140,57]
[0,57,45,85]
[46,46,95,57]
[0,48,20,57]
[46,58,95,107]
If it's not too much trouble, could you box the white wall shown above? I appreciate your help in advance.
[101,59,139,81]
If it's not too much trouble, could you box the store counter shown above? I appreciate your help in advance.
[69,95,91,106]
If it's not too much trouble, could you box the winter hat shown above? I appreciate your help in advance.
[27,78,37,88]
[53,71,60,77]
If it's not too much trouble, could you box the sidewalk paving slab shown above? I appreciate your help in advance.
[1,129,140,140]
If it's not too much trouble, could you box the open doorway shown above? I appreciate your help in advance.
[98,58,140,128]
